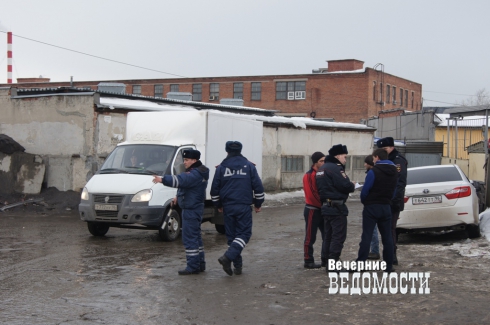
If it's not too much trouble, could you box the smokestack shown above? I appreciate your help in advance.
[7,31,12,83]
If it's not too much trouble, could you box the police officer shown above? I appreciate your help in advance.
[316,144,355,272]
[376,137,408,265]
[153,149,209,275]
[211,141,265,276]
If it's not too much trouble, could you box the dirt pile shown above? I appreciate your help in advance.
[0,187,81,215]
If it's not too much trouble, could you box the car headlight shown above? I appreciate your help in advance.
[81,187,89,201]
[131,189,153,202]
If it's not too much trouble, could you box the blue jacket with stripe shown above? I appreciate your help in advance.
[162,161,209,210]
[210,154,264,208]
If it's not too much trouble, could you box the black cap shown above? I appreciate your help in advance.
[311,151,325,164]
[183,149,201,160]
[376,137,395,148]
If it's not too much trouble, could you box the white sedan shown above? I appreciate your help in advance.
[397,164,481,238]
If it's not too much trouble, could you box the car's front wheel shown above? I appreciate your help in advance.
[214,224,226,234]
[159,209,181,241]
[466,224,481,239]
[87,222,110,236]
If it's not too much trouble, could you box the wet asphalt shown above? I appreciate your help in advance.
[1,200,490,325]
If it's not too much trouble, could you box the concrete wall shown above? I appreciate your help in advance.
[468,153,485,182]
[441,157,470,178]
[0,89,96,191]
[0,152,45,194]
[262,125,374,192]
[1,87,375,194]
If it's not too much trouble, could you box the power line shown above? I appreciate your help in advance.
[424,90,489,98]
[0,30,188,78]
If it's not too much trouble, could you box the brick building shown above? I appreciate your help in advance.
[1,59,422,123]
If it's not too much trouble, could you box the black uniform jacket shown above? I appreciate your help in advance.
[316,155,355,216]
[388,149,408,211]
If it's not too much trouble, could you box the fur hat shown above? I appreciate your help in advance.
[328,144,348,156]
[183,149,201,160]
[376,137,395,148]
[311,151,325,164]
[225,141,243,153]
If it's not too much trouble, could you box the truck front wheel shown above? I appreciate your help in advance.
[214,224,226,234]
[87,222,109,236]
[159,209,181,241]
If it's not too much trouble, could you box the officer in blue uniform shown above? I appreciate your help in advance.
[211,141,265,276]
[153,149,209,275]
[316,144,355,272]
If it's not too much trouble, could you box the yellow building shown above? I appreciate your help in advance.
[435,114,487,160]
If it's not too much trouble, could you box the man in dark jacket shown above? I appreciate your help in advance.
[153,149,209,275]
[376,137,408,265]
[211,141,264,276]
[316,144,355,271]
[302,151,326,269]
[356,149,398,272]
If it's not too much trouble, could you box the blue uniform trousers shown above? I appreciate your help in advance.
[223,204,253,268]
[181,207,205,272]
[304,207,326,263]
[357,204,394,271]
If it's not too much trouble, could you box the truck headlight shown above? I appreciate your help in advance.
[81,187,89,201]
[131,189,153,202]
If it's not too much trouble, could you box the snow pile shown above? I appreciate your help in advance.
[479,208,490,242]
[264,190,304,207]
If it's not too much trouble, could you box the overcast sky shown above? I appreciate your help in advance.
[0,0,488,107]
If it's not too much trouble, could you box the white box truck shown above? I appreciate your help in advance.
[78,110,263,240]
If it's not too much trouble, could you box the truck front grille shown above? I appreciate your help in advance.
[95,210,118,220]
[93,195,124,204]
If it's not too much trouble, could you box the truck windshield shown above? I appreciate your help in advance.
[100,144,177,175]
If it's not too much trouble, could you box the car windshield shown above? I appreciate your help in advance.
[407,166,463,185]
[100,144,177,175]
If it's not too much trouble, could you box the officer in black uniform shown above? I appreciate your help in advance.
[376,137,408,265]
[316,144,355,272]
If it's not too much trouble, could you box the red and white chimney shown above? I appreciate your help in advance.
[7,31,12,83]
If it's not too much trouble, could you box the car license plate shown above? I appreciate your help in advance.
[412,195,442,205]
[94,204,118,211]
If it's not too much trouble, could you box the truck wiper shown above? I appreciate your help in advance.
[99,168,128,174]
[128,169,158,175]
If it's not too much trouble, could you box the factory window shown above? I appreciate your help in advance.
[192,84,202,101]
[170,84,179,92]
[411,91,414,109]
[132,85,141,95]
[251,82,262,100]
[386,85,390,103]
[234,83,243,99]
[281,156,304,172]
[154,84,163,98]
[392,86,396,104]
[209,83,219,100]
[405,89,409,107]
[400,88,403,107]
[276,81,306,100]
[373,81,377,101]
[379,83,383,103]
